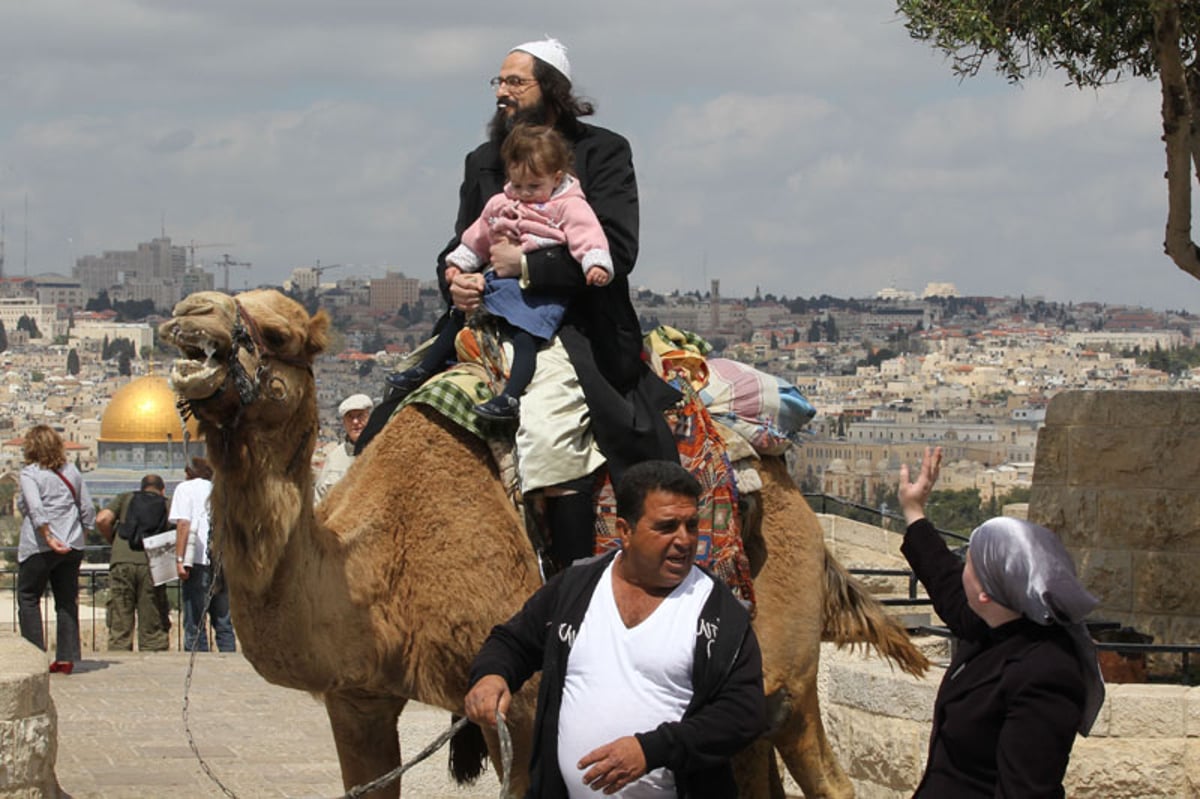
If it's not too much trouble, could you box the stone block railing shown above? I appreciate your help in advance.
[817,514,909,593]
[0,635,57,798]
[815,643,1200,798]
[818,514,906,567]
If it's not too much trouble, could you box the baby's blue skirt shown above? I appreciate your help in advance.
[482,272,567,341]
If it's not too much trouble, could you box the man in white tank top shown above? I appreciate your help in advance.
[465,461,765,798]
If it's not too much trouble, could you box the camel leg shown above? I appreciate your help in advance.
[325,689,407,799]
[732,738,786,799]
[768,753,787,799]
[771,684,853,799]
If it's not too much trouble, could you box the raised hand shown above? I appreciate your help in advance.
[898,446,942,525]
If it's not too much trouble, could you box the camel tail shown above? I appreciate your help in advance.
[449,717,488,785]
[820,545,930,677]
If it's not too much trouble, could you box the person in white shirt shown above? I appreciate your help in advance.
[171,457,235,652]
[465,460,765,797]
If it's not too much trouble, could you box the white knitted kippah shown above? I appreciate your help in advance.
[509,37,571,82]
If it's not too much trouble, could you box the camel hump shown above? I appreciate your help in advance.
[819,546,930,677]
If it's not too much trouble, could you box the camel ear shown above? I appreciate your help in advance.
[307,309,331,357]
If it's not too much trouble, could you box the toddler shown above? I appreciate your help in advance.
[387,124,612,420]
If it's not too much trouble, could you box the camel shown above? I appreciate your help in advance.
[159,289,929,799]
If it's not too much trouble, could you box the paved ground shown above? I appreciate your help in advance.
[49,652,501,799]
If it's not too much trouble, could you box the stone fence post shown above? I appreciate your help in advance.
[1030,390,1200,646]
[0,634,57,798]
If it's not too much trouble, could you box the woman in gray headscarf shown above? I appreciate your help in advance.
[898,446,1104,798]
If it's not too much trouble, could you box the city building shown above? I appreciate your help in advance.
[921,282,959,299]
[28,274,87,309]
[369,271,420,311]
[73,237,191,309]
[0,297,61,340]
[69,320,155,357]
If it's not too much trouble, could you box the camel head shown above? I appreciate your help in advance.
[159,290,331,594]
[158,289,330,445]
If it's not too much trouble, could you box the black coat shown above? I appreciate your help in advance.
[469,551,766,798]
[436,122,679,481]
[902,519,1085,798]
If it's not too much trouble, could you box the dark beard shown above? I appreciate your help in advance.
[487,99,550,148]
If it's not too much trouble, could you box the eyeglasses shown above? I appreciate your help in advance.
[489,75,538,91]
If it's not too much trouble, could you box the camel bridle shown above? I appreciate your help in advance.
[228,298,314,405]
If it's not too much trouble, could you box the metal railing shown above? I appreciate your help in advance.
[848,567,931,607]
[803,492,970,543]
[1,545,194,652]
[1088,641,1196,683]
[912,624,1198,686]
[6,542,1196,685]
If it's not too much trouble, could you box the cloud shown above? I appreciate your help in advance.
[0,3,1196,310]
[648,92,835,178]
[146,129,196,154]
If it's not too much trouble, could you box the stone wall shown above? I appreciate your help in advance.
[0,635,57,798]
[1030,390,1200,645]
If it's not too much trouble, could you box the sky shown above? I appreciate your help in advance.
[3,1,1200,313]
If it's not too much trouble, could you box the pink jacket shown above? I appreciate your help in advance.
[446,175,613,278]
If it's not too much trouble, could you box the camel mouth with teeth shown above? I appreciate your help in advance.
[159,289,329,428]
[159,318,235,402]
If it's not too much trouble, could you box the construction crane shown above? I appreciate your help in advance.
[312,260,347,280]
[216,253,252,292]
[289,260,347,292]
[187,240,234,269]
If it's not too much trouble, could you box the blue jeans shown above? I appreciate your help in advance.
[181,564,236,652]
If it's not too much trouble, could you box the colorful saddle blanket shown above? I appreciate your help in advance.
[388,320,776,607]
[645,325,815,455]
[591,376,753,606]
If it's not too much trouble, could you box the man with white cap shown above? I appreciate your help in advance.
[315,393,373,502]
[360,38,679,571]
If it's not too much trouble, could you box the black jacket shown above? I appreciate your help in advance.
[436,122,679,481]
[469,551,766,798]
[902,519,1085,798]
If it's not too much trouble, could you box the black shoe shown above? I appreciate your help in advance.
[385,366,432,399]
[474,395,520,421]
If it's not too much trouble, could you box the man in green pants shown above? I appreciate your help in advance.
[96,474,172,651]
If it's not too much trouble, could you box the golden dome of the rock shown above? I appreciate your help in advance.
[100,375,200,443]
